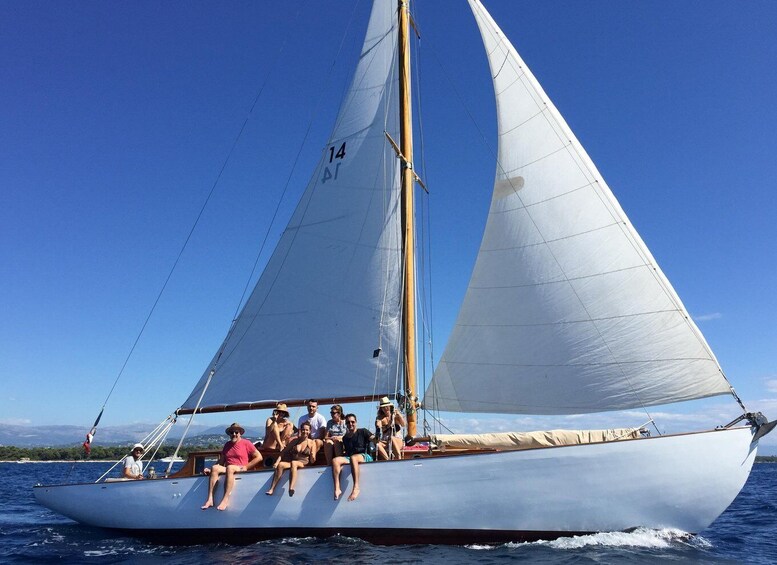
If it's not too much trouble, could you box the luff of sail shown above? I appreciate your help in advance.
[425,0,733,415]
[181,0,402,411]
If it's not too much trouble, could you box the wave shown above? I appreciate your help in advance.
[466,527,706,551]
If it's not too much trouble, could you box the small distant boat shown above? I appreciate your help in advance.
[34,0,775,545]
[159,456,184,463]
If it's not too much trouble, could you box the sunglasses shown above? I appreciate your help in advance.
[346,420,357,424]
[230,431,241,436]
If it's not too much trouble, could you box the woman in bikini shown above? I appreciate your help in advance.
[375,397,405,460]
[265,421,317,497]
[262,403,293,451]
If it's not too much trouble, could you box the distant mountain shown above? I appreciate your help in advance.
[0,423,266,447]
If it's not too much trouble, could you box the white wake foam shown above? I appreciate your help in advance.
[465,528,699,551]
[537,528,694,549]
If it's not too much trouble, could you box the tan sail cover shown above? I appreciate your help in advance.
[432,428,642,451]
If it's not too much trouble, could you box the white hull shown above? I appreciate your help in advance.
[34,427,757,544]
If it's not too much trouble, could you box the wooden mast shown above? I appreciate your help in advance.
[398,0,417,437]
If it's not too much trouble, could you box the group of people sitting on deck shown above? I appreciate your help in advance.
[199,397,405,510]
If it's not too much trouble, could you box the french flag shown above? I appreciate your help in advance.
[82,409,104,456]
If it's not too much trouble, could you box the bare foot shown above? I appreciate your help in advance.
[216,501,229,511]
[334,488,341,500]
[201,501,213,510]
[348,488,360,501]
[265,489,274,496]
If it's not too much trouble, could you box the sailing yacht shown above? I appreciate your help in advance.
[34,0,773,544]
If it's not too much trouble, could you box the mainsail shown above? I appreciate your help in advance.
[182,0,402,411]
[425,0,732,415]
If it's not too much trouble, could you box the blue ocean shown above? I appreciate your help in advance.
[1,461,775,563]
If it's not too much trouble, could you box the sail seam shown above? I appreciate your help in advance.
[466,263,653,288]
[490,181,594,214]
[480,220,623,252]
[454,309,686,327]
[441,358,715,367]
[498,143,572,177]
[426,390,726,412]
[494,72,525,97]
[497,107,546,137]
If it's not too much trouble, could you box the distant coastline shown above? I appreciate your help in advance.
[9,460,116,463]
[0,444,221,463]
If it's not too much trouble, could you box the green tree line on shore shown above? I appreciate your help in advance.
[0,444,222,462]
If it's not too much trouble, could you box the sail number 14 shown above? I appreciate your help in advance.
[322,142,346,184]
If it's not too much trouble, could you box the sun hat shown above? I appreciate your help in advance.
[132,443,144,452]
[379,396,392,407]
[225,422,245,435]
[274,403,290,417]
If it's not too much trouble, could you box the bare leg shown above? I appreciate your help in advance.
[392,436,403,460]
[216,465,240,511]
[266,422,286,450]
[348,454,364,501]
[376,441,389,461]
[324,440,334,466]
[331,457,345,500]
[201,464,225,509]
[265,462,289,495]
[288,460,305,496]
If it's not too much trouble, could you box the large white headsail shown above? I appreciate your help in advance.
[181,0,401,411]
[425,0,732,414]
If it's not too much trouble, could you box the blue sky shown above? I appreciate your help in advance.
[2,1,775,448]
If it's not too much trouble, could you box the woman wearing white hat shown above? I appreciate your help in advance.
[375,397,405,460]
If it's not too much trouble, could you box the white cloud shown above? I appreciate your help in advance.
[0,418,32,426]
[764,379,777,394]
[693,312,722,322]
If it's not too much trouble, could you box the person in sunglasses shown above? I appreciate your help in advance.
[375,396,405,460]
[323,404,346,465]
[262,403,293,451]
[331,414,377,501]
[201,422,261,511]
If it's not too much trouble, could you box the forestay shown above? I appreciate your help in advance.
[425,0,732,415]
[182,0,402,411]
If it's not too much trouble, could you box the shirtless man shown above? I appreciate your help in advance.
[201,423,261,511]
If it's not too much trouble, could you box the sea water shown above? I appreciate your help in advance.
[1,461,775,563]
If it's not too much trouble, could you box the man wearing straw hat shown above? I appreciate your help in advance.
[201,423,261,511]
